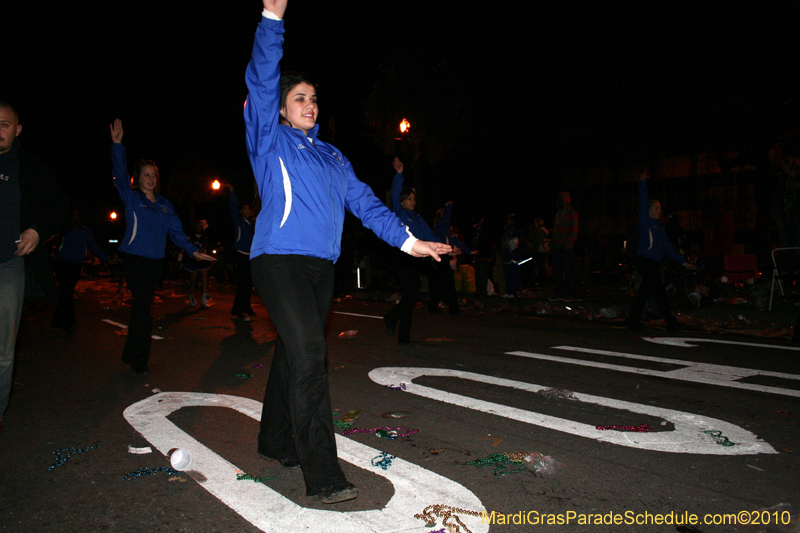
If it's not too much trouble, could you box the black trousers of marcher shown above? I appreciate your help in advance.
[51,259,82,329]
[232,251,254,315]
[428,260,458,314]
[627,256,679,328]
[122,253,162,372]
[384,253,424,343]
[251,254,345,495]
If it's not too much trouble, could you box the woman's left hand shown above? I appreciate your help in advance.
[410,240,452,261]
[193,251,217,262]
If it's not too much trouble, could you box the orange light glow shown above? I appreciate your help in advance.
[212,180,221,190]
[110,212,118,220]
[399,118,410,134]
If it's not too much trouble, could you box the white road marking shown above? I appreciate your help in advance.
[369,367,776,455]
[642,337,800,351]
[519,346,800,398]
[102,318,163,340]
[332,311,382,320]
[124,392,486,533]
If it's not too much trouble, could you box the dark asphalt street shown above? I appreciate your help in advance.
[1,279,798,533]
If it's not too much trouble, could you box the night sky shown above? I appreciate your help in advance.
[3,1,799,239]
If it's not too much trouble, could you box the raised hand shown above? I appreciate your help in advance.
[110,119,123,144]
[262,0,287,18]
[409,240,452,262]
[392,157,404,174]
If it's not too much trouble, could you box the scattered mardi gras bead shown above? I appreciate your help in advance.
[123,466,181,481]
[334,421,353,430]
[371,452,395,470]
[341,427,418,438]
[385,383,407,391]
[467,452,527,476]
[48,445,99,471]
[231,373,254,379]
[595,424,652,432]
[415,504,483,533]
[703,430,736,446]
[236,471,275,483]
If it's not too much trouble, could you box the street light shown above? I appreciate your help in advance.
[399,118,410,134]
[211,180,221,191]
[110,211,117,220]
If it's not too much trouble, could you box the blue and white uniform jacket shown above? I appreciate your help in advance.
[244,16,417,262]
[637,179,684,265]
[111,143,197,260]
[229,189,254,255]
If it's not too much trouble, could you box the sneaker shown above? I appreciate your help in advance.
[308,482,358,504]
[189,294,197,307]
[201,293,210,308]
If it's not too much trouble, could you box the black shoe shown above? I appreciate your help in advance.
[307,482,358,504]
[258,452,300,469]
[133,368,150,376]
[245,309,257,317]
[398,339,413,346]
[384,316,397,336]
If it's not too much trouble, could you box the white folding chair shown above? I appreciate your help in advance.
[769,247,800,310]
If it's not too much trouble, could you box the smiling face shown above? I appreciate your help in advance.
[137,164,158,195]
[401,191,416,211]
[280,82,317,135]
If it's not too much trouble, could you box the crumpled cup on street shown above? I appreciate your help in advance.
[524,453,563,476]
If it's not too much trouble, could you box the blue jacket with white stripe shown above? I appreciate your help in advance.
[244,16,415,262]
[637,179,684,265]
[229,189,254,254]
[111,143,197,260]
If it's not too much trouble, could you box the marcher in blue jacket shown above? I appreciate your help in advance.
[428,201,475,314]
[627,171,696,332]
[226,184,257,319]
[383,157,444,343]
[244,0,450,505]
[51,208,109,332]
[110,119,215,374]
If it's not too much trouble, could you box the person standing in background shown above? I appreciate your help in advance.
[227,184,257,320]
[51,208,109,332]
[550,191,578,301]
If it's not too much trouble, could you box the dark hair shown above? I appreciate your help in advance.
[133,159,160,194]
[279,72,317,126]
[399,187,415,204]
[0,100,19,121]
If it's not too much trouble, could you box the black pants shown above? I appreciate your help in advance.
[51,259,82,329]
[551,247,575,298]
[251,254,345,495]
[384,253,424,343]
[628,256,678,328]
[231,251,254,315]
[428,260,458,314]
[122,253,162,372]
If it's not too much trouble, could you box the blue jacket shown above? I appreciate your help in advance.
[111,143,197,260]
[637,179,684,264]
[56,224,109,264]
[244,17,415,262]
[390,173,439,243]
[229,189,254,254]
[434,204,471,255]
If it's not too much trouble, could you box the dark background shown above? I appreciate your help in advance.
[3,1,799,245]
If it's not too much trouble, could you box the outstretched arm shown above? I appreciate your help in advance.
[110,119,133,204]
[409,240,451,262]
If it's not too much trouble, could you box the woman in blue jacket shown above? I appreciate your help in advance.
[226,184,257,319]
[245,0,449,505]
[382,157,443,344]
[110,119,215,374]
[627,171,695,332]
